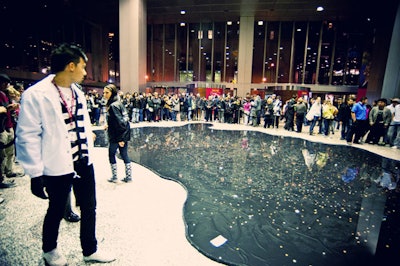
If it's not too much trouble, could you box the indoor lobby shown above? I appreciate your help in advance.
[1,1,400,265]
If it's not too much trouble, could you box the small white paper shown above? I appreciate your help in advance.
[210,235,228,247]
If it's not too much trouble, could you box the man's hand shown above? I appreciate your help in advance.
[7,103,19,111]
[31,177,48,199]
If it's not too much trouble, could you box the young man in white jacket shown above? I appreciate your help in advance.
[16,43,115,266]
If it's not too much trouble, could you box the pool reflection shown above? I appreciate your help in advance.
[95,124,400,266]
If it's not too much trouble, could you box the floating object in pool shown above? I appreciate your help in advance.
[378,172,397,190]
[341,167,359,183]
[210,235,228,247]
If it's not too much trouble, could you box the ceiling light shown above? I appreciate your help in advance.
[227,21,232,25]
[180,10,186,15]
[180,22,186,27]
[316,6,324,12]
[258,21,264,26]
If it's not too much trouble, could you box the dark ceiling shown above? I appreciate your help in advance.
[145,0,382,24]
[0,0,398,33]
[81,0,396,25]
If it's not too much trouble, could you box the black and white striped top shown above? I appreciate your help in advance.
[59,86,89,162]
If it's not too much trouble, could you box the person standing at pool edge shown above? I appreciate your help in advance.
[103,83,132,183]
[15,43,116,265]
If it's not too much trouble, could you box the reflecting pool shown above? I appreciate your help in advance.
[95,124,400,266]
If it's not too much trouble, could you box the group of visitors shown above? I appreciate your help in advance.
[303,95,399,148]
[111,91,245,124]
[108,89,400,149]
[0,74,24,200]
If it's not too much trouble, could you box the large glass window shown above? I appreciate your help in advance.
[332,23,347,85]
[177,24,189,82]
[164,24,176,81]
[213,22,225,83]
[225,21,239,83]
[293,22,307,84]
[200,22,213,82]
[318,21,335,85]
[265,22,279,83]
[252,20,266,83]
[151,24,163,82]
[304,22,322,84]
[188,23,200,81]
[333,21,372,86]
[278,22,293,83]
[147,18,376,87]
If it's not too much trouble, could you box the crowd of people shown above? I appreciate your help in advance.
[86,90,400,150]
[0,74,25,199]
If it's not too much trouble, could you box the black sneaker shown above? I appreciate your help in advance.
[0,180,16,189]
[64,211,81,223]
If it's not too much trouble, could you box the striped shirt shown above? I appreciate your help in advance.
[59,85,89,162]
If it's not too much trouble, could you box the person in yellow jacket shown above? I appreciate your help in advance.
[322,100,338,136]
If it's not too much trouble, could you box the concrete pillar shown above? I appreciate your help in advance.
[381,2,400,99]
[119,0,147,93]
[237,16,254,97]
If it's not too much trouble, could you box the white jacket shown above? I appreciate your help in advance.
[16,75,95,178]
[306,102,321,121]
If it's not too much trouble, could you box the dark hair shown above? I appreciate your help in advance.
[0,73,11,83]
[50,43,88,74]
[377,98,387,105]
[104,83,119,106]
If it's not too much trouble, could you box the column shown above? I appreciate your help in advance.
[119,0,147,93]
[381,2,400,99]
[237,16,254,97]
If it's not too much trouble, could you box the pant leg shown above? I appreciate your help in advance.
[42,174,74,252]
[387,123,399,145]
[393,124,400,147]
[73,162,97,256]
[118,143,130,163]
[309,117,317,133]
[108,142,119,164]
[296,114,304,132]
[354,120,367,142]
[1,129,15,175]
[346,121,356,142]
[341,120,349,139]
[323,119,329,135]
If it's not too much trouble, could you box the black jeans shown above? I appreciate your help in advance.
[346,120,368,143]
[42,160,97,256]
[296,113,305,132]
[108,141,130,164]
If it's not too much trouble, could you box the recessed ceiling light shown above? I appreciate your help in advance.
[227,21,232,25]
[316,6,324,12]
[180,10,186,15]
